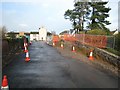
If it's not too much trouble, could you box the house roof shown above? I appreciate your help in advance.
[113,30,119,35]
[25,32,30,35]
[30,32,39,34]
[7,32,19,34]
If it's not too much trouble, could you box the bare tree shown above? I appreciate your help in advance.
[0,26,7,39]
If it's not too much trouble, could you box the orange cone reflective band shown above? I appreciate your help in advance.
[24,46,28,53]
[72,46,75,52]
[25,43,28,47]
[89,50,94,60]
[24,42,26,47]
[1,75,9,90]
[61,44,63,48]
[25,51,30,62]
[53,42,55,46]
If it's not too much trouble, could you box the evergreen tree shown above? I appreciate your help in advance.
[88,2,111,31]
[64,9,78,33]
[64,1,90,33]
[64,1,111,34]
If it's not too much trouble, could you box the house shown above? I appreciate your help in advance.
[6,26,48,41]
[30,32,39,41]
[39,26,47,41]
[6,32,19,38]
[113,30,119,35]
[46,31,53,43]
[30,26,47,41]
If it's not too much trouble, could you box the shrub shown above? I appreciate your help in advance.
[86,29,111,35]
[114,32,120,52]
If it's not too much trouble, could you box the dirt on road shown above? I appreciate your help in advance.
[55,42,118,77]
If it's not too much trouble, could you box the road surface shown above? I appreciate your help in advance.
[2,41,118,88]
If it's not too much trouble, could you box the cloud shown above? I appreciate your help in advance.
[2,0,119,34]
[19,24,28,27]
[47,17,56,21]
[106,2,118,31]
[42,3,49,8]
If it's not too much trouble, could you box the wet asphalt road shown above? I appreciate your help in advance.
[2,41,118,88]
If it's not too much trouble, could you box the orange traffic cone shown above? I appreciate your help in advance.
[89,50,94,60]
[60,43,63,48]
[1,75,9,90]
[53,42,55,46]
[25,43,28,47]
[24,46,28,53]
[72,46,75,52]
[25,51,30,62]
[24,42,26,47]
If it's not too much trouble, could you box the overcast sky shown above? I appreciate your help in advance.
[0,0,119,34]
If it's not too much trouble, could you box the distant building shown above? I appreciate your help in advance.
[6,26,48,41]
[30,26,47,41]
[30,32,39,41]
[6,32,19,39]
[110,29,119,35]
[39,26,47,41]
[113,30,119,35]
[19,32,25,36]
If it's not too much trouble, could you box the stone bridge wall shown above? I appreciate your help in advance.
[74,41,120,68]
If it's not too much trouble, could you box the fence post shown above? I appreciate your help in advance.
[113,36,116,49]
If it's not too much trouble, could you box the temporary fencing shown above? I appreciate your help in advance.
[75,34,107,48]
[52,34,119,50]
[57,34,107,48]
[52,35,59,43]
